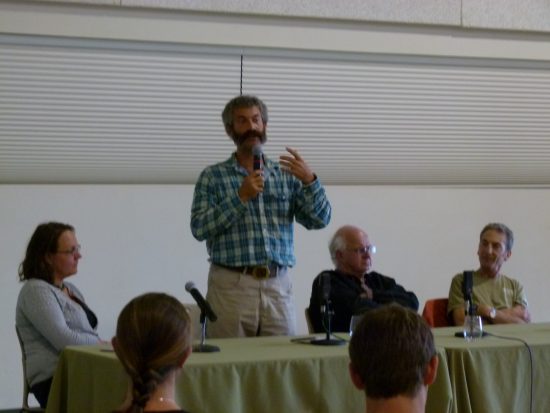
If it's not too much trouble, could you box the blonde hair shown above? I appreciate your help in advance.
[115,292,192,413]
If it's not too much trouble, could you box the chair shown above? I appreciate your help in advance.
[304,308,314,334]
[422,298,451,327]
[15,326,45,412]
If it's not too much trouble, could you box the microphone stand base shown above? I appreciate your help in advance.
[454,331,488,338]
[193,343,220,353]
[310,337,346,346]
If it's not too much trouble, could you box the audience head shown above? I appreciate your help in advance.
[478,222,513,276]
[348,304,438,403]
[329,225,375,277]
[18,221,80,285]
[113,292,192,413]
[222,95,268,142]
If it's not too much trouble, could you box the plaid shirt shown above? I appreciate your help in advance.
[191,153,331,267]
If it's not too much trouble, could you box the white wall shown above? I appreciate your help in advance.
[2,184,550,407]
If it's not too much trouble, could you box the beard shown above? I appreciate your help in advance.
[231,128,267,147]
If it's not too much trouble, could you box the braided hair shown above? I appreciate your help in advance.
[114,293,192,413]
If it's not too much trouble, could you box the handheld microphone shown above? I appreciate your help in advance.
[252,145,263,171]
[185,282,217,322]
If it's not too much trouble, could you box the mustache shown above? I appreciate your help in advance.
[234,129,266,145]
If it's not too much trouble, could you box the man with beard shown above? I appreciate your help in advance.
[448,222,530,325]
[191,95,331,338]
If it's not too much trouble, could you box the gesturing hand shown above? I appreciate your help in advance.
[279,146,315,185]
[238,171,264,202]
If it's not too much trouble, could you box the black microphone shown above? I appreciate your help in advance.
[185,282,217,322]
[319,272,331,304]
[252,145,263,171]
[462,271,474,316]
[311,272,345,346]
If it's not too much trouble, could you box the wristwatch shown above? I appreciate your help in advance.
[489,307,497,319]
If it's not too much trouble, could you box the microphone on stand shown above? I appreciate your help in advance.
[311,272,345,346]
[454,270,486,338]
[185,282,217,322]
[462,270,474,315]
[185,282,220,352]
[319,271,331,315]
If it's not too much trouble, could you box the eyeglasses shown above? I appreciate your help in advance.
[346,245,377,255]
[56,245,81,255]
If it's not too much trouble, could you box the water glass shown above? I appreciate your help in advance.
[463,315,483,341]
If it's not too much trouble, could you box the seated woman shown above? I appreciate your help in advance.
[16,221,101,408]
[113,292,193,413]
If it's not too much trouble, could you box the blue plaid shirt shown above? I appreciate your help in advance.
[191,153,331,267]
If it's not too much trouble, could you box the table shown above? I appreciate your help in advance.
[432,322,550,413]
[45,334,452,413]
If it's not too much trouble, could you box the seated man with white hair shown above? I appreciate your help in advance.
[308,225,418,333]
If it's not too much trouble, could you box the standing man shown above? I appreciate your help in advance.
[191,95,331,337]
[349,304,438,413]
[448,222,530,326]
[308,225,418,333]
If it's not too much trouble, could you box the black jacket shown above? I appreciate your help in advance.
[308,270,419,333]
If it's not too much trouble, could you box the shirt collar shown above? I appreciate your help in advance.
[228,152,278,176]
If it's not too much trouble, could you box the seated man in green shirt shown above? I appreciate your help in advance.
[448,222,530,326]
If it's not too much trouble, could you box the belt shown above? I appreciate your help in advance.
[216,263,282,279]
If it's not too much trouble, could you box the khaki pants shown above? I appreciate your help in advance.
[205,264,297,338]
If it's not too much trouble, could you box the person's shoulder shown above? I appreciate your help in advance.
[498,273,523,286]
[368,271,393,281]
[199,155,235,173]
[451,272,465,282]
[316,269,337,277]
[17,279,57,306]
[312,270,334,285]
[19,278,52,294]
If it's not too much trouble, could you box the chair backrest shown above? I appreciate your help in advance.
[15,326,45,412]
[422,298,451,328]
[304,308,314,334]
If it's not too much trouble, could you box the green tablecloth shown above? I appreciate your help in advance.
[48,323,549,413]
[45,334,451,413]
[431,322,550,413]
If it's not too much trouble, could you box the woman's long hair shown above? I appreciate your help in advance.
[18,222,74,283]
[115,292,192,413]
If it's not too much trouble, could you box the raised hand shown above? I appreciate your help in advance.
[279,146,315,185]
